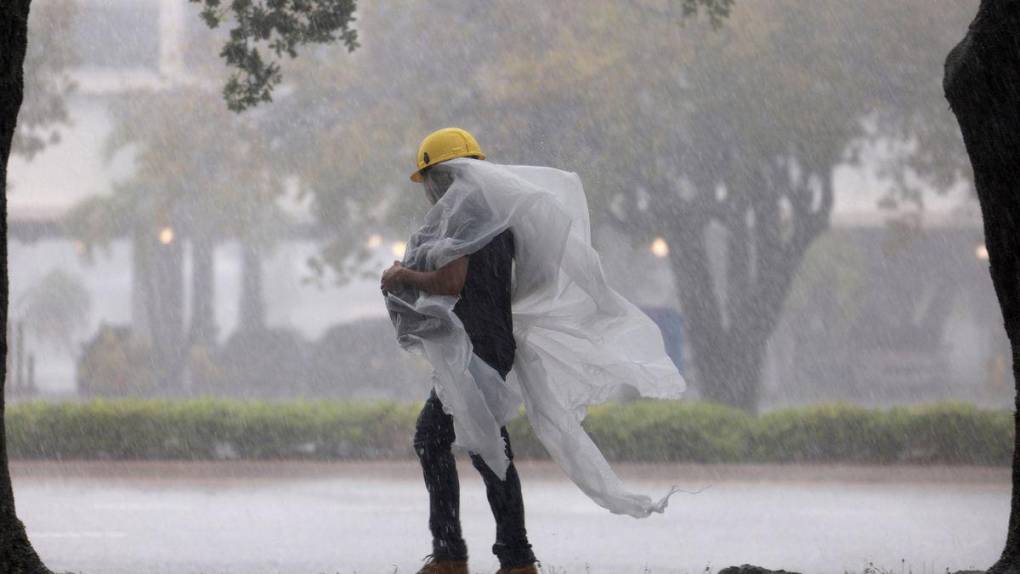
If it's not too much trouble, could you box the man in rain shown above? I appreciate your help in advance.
[382,127,536,574]
[383,128,685,574]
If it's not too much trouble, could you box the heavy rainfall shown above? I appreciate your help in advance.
[0,1,1015,574]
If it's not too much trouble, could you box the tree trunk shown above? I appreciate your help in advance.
[698,332,769,413]
[665,207,816,411]
[238,242,265,332]
[666,221,730,401]
[189,236,216,346]
[0,0,54,571]
[136,226,186,392]
[944,1,1020,571]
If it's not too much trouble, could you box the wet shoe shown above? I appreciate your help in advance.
[416,555,469,574]
[496,564,539,574]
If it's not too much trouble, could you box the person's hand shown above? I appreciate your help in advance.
[380,261,405,293]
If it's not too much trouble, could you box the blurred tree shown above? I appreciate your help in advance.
[11,0,76,160]
[612,1,971,410]
[14,269,91,354]
[944,1,1020,572]
[67,88,288,389]
[276,0,973,410]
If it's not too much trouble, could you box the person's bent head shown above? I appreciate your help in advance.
[410,127,485,205]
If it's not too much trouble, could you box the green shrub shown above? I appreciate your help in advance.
[5,399,1012,465]
[77,326,156,396]
[583,400,752,463]
[898,402,1013,465]
[5,399,421,460]
[751,403,903,463]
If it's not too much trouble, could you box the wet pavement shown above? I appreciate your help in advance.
[13,460,1009,574]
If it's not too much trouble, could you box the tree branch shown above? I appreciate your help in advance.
[190,0,359,112]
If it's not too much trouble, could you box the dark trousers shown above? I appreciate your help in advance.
[413,389,536,568]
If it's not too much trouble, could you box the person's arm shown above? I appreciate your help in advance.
[381,257,468,296]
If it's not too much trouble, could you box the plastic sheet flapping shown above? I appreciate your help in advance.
[385,158,686,517]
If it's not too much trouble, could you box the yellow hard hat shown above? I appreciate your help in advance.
[410,127,486,182]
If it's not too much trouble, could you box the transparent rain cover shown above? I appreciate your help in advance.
[386,158,686,517]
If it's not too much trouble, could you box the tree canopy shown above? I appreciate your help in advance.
[252,0,975,407]
[68,87,288,250]
[190,0,359,111]
[12,0,76,160]
[51,0,981,408]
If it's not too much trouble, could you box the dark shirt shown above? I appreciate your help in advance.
[454,229,516,378]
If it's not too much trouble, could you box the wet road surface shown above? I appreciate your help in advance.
[13,460,1009,574]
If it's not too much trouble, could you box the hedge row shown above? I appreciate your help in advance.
[6,399,1014,465]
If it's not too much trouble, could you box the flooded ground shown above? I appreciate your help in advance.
[13,460,1009,574]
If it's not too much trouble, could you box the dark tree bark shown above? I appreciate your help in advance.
[0,1,54,572]
[944,1,1020,572]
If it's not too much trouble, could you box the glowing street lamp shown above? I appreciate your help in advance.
[391,241,407,259]
[366,233,383,249]
[650,237,670,258]
[159,226,175,245]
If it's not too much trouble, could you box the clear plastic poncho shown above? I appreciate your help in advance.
[385,158,686,518]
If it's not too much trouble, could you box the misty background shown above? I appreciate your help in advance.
[6,0,1000,411]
